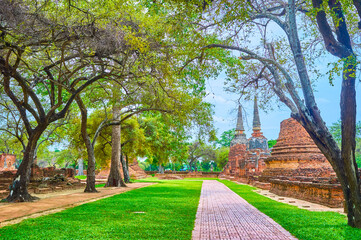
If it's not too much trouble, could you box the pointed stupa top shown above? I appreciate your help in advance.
[231,105,247,146]
[252,96,261,131]
[235,105,244,132]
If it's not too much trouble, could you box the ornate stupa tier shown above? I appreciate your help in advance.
[248,96,268,150]
[231,133,247,146]
[264,118,332,171]
[231,105,247,147]
[235,105,245,133]
[252,96,261,131]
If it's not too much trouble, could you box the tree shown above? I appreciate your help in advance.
[0,0,150,201]
[186,141,215,172]
[215,129,235,147]
[268,140,277,149]
[120,116,147,183]
[215,146,229,171]
[191,0,361,227]
[140,112,190,173]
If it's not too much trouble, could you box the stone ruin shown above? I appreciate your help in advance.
[96,158,148,180]
[0,153,16,170]
[0,156,82,199]
[220,97,270,184]
[220,100,353,208]
[259,118,344,208]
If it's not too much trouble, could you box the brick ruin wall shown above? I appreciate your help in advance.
[0,154,16,170]
[222,118,360,208]
[221,137,269,184]
[31,165,75,180]
[96,159,148,180]
[0,166,78,199]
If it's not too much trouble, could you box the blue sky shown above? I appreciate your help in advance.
[205,72,361,140]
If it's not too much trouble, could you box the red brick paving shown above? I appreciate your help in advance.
[192,180,297,240]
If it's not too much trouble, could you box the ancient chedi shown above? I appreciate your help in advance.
[260,118,343,207]
[221,97,270,182]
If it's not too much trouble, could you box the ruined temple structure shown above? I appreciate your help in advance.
[220,97,270,183]
[0,163,81,199]
[128,158,148,179]
[259,118,344,207]
[0,153,16,171]
[96,158,148,180]
[220,107,355,208]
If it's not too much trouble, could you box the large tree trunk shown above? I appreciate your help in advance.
[309,134,361,227]
[339,57,361,227]
[84,144,97,193]
[121,153,130,183]
[5,128,44,202]
[297,58,361,228]
[76,97,97,193]
[106,105,126,187]
[306,0,361,228]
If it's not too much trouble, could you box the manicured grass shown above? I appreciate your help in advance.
[135,177,161,182]
[220,180,361,240]
[134,177,219,183]
[74,175,86,180]
[0,180,202,240]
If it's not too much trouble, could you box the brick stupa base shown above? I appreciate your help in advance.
[260,118,344,208]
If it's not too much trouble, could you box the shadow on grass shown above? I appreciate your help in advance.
[0,180,202,240]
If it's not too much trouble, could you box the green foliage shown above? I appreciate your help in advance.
[186,141,216,171]
[140,112,189,167]
[221,180,361,240]
[1,0,219,173]
[0,180,202,240]
[37,149,76,168]
[215,146,229,170]
[268,140,277,149]
[215,129,235,147]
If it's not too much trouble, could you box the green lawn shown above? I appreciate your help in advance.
[134,177,219,182]
[74,175,87,180]
[0,180,202,240]
[220,180,361,240]
[3,178,359,240]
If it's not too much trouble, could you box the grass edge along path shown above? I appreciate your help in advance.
[220,179,361,240]
[0,180,202,240]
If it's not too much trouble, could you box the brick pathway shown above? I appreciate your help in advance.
[192,180,297,240]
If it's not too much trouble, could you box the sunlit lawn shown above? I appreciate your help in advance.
[0,180,202,240]
[2,177,359,240]
[220,180,361,240]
